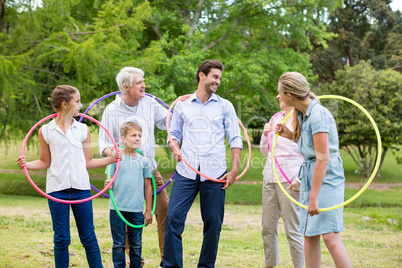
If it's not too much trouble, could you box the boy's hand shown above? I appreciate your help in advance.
[144,211,152,226]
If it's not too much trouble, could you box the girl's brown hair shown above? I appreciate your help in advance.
[50,85,79,112]
[278,72,317,142]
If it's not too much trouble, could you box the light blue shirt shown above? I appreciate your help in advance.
[106,153,152,212]
[169,92,243,181]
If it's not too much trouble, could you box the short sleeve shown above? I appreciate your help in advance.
[142,158,152,179]
[105,163,116,178]
[309,108,333,135]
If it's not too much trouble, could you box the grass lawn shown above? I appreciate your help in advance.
[0,194,401,267]
[0,133,401,267]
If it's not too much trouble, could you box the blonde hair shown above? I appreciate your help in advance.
[278,72,317,142]
[119,122,142,137]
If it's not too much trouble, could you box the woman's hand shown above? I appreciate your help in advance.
[287,179,300,192]
[308,196,320,217]
[263,122,283,136]
[276,123,294,140]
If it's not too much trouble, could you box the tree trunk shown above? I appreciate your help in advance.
[0,0,5,33]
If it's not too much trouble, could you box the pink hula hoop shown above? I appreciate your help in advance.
[267,112,292,184]
[166,94,252,183]
[20,113,120,204]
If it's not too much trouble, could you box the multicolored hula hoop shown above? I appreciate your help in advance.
[78,91,176,197]
[166,94,252,183]
[272,95,382,211]
[21,113,120,204]
[106,149,157,228]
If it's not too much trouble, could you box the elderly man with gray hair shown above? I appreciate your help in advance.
[98,67,169,268]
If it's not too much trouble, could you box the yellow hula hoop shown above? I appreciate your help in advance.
[272,95,382,211]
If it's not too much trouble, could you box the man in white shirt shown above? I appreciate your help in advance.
[164,60,243,268]
[98,67,168,268]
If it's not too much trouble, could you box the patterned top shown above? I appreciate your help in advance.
[98,94,167,171]
[42,119,90,193]
[169,92,243,181]
[260,112,304,183]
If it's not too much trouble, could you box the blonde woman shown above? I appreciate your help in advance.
[274,72,352,268]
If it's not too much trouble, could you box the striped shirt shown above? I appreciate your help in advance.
[169,92,243,181]
[98,94,167,171]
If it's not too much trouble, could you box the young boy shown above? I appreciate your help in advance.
[105,121,153,268]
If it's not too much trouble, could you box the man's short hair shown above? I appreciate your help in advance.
[196,60,224,83]
[116,67,145,94]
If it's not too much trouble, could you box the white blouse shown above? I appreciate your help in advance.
[42,119,90,193]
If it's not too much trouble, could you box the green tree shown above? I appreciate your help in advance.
[1,0,342,144]
[320,61,402,178]
[310,0,402,82]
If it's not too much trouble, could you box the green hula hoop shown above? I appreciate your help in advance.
[107,148,157,228]
[272,95,382,211]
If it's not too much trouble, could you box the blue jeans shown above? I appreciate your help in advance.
[110,209,144,268]
[163,171,226,268]
[48,189,103,268]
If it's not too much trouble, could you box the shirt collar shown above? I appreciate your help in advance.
[116,93,142,108]
[189,91,218,104]
[47,117,79,131]
[296,98,318,121]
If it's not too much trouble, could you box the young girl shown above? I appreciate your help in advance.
[104,121,153,268]
[275,72,352,268]
[16,85,121,268]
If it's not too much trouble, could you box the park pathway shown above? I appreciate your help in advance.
[1,169,401,191]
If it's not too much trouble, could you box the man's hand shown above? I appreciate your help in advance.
[220,170,237,190]
[168,140,182,162]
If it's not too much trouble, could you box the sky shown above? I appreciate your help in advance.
[390,0,402,12]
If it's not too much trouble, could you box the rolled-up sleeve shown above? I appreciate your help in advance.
[224,102,243,149]
[167,101,184,146]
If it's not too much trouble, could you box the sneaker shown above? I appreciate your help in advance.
[158,260,163,268]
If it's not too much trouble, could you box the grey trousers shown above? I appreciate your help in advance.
[262,182,304,268]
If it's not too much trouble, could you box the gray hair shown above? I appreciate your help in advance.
[116,67,145,94]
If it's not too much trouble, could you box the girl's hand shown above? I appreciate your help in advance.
[115,148,123,160]
[110,147,123,162]
[104,179,112,190]
[16,156,26,169]
[308,197,320,217]
[287,179,300,192]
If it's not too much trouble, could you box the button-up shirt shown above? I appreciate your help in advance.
[169,92,243,181]
[42,119,90,193]
[98,94,167,171]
